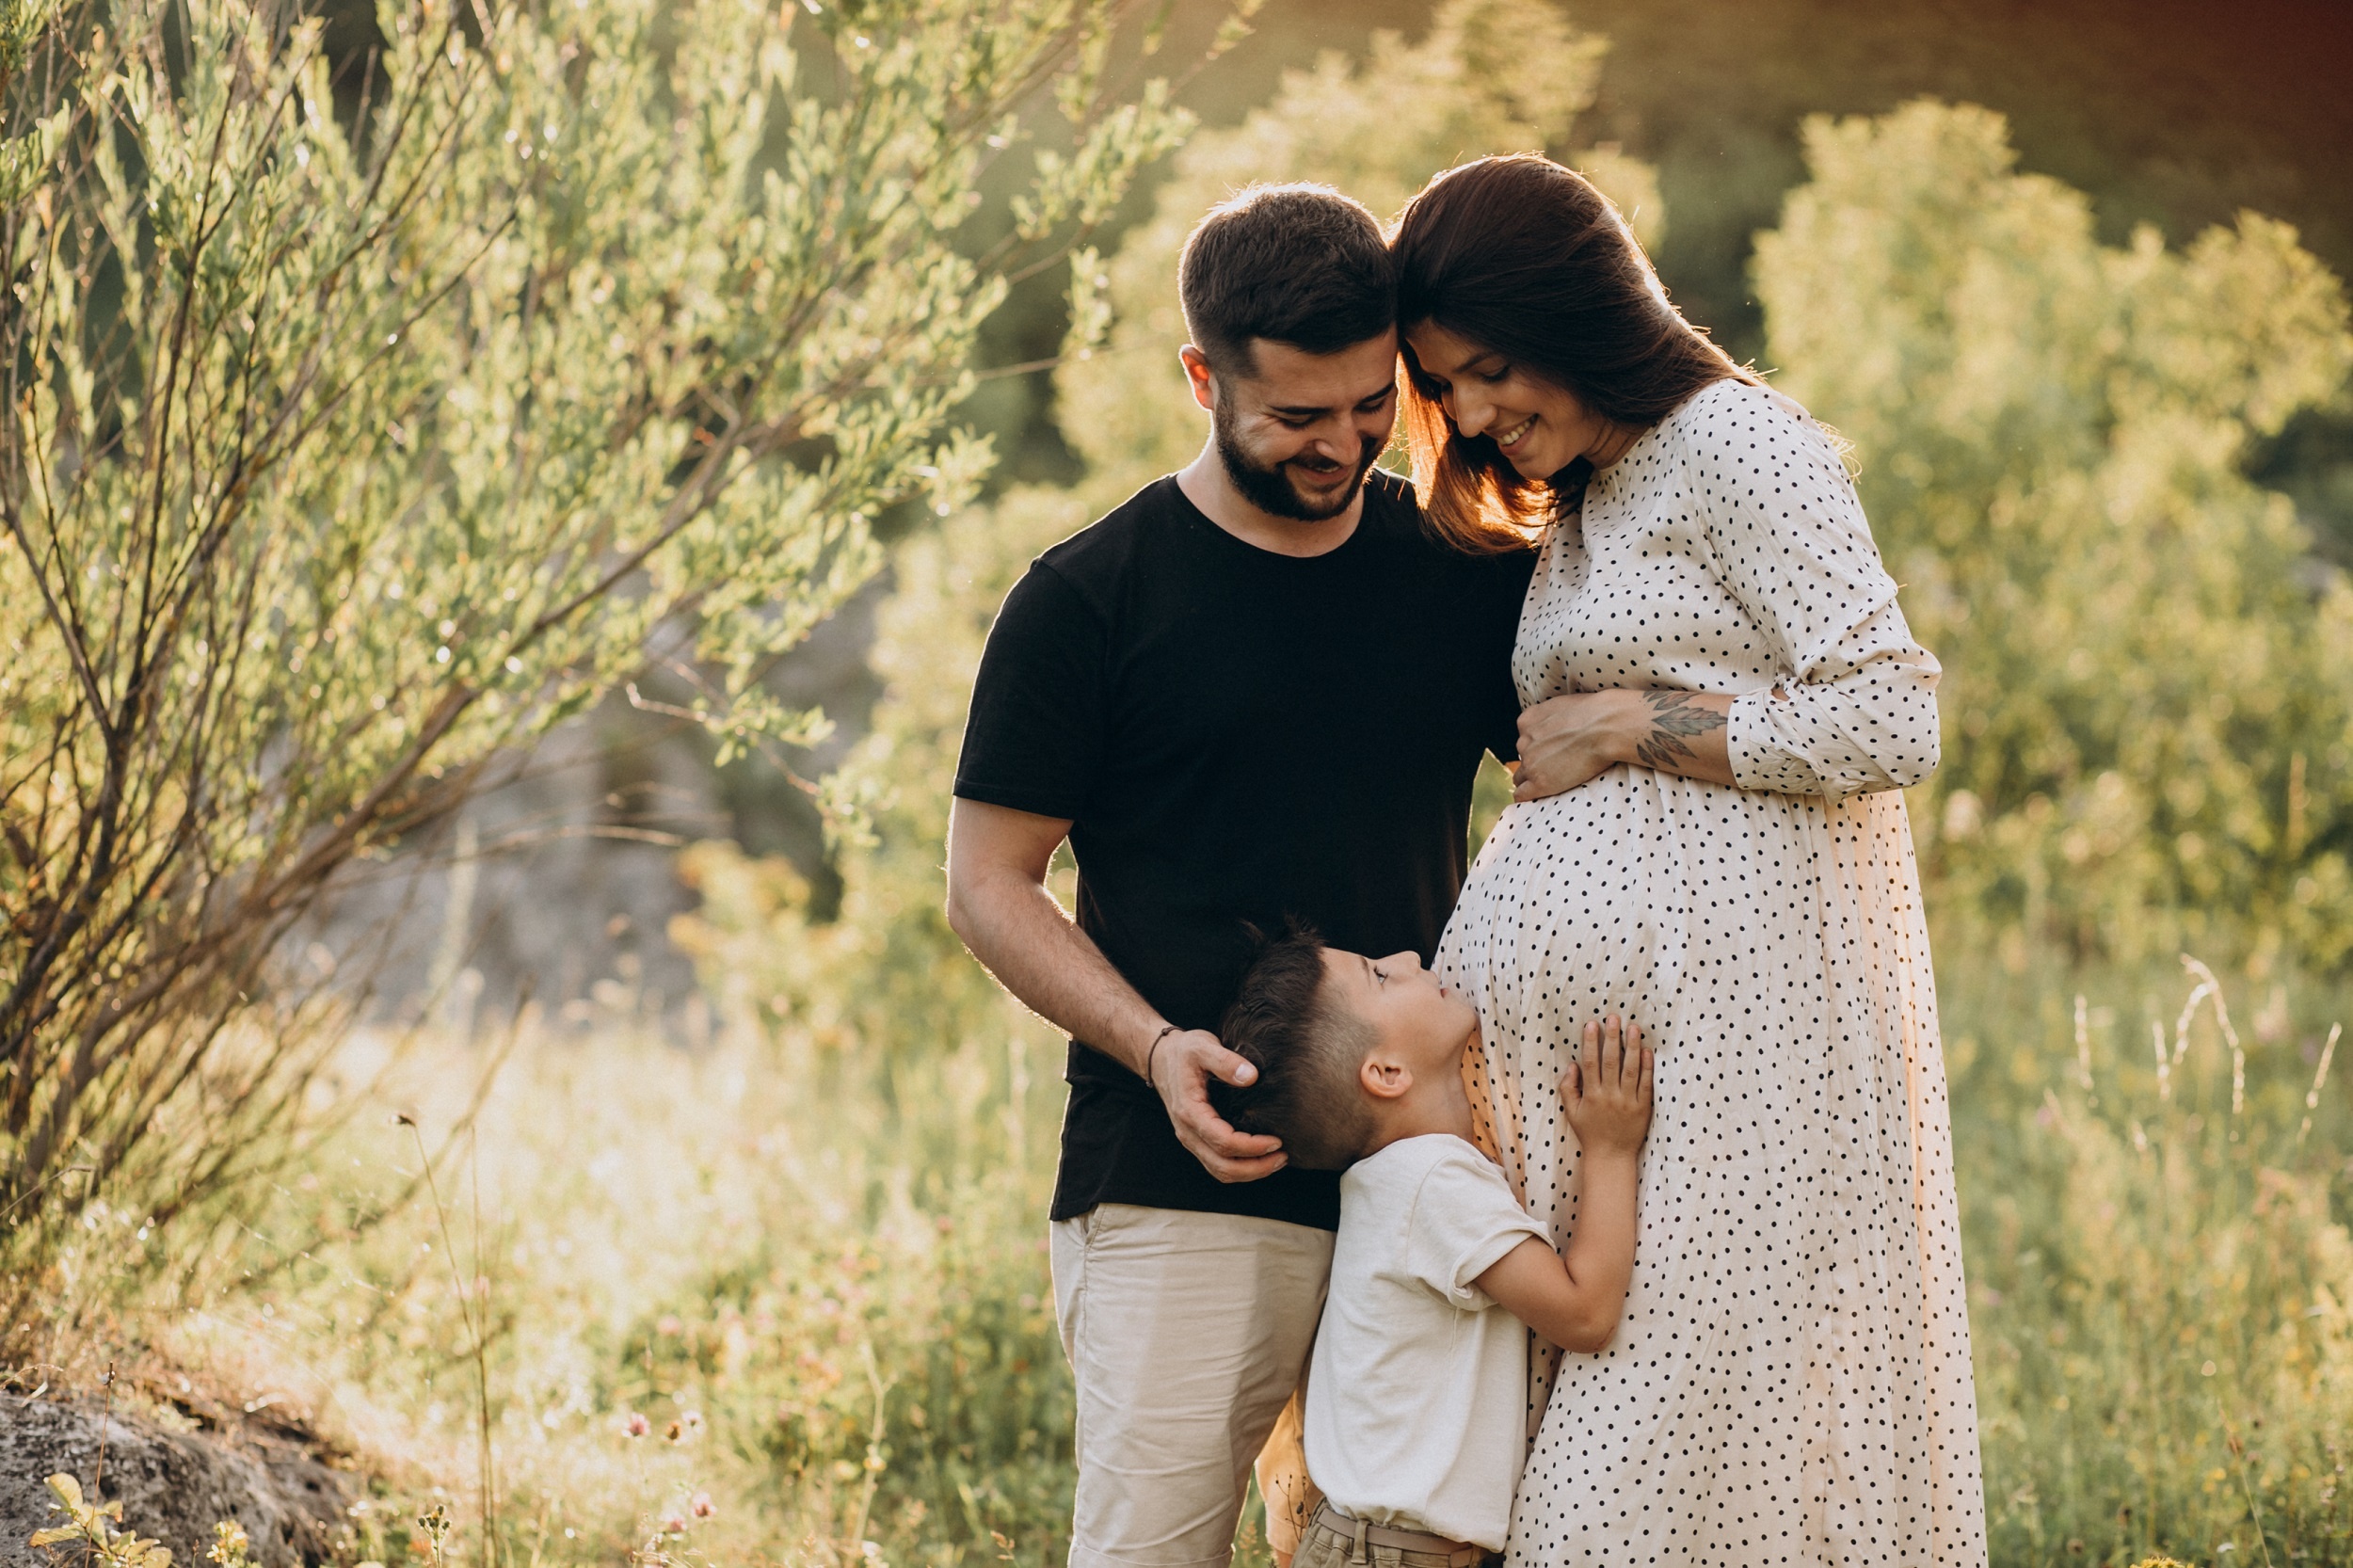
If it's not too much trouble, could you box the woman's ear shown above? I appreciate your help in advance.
[1360,1053,1414,1102]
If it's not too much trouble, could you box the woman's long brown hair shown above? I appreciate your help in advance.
[1390,154,1758,553]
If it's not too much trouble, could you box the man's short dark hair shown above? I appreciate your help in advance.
[1177,184,1395,377]
[1209,923,1378,1171]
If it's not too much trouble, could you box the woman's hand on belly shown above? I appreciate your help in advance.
[1513,688,1737,800]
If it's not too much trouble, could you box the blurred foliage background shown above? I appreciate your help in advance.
[255,0,2353,987]
[13,0,2353,1566]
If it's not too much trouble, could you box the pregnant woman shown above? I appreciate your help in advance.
[1393,155,1987,1565]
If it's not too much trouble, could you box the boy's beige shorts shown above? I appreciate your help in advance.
[1050,1203,1334,1568]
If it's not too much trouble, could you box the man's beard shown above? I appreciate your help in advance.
[1214,398,1383,522]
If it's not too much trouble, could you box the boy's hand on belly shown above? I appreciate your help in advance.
[1483,1016,1654,1353]
[1561,1016,1654,1157]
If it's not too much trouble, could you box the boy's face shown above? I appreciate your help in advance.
[1321,947,1479,1080]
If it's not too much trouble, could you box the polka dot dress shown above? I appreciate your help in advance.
[1441,379,1988,1566]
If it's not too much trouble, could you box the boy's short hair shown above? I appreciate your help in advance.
[1177,184,1395,378]
[1211,923,1378,1170]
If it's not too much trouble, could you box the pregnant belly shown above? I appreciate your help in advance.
[1437,763,1820,1080]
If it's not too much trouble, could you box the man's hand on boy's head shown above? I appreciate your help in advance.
[1560,1016,1653,1157]
[1151,1028,1288,1182]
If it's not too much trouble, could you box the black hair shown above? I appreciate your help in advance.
[1177,183,1396,377]
[1209,922,1378,1170]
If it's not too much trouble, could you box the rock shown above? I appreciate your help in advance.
[0,1397,349,1568]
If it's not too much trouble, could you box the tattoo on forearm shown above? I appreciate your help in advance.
[1632,690,1727,772]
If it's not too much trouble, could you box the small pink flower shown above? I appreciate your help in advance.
[624,1411,651,1437]
[690,1493,717,1519]
[659,1510,688,1535]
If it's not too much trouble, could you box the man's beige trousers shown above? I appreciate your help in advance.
[1051,1203,1334,1568]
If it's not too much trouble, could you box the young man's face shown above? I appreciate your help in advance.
[1404,320,1610,482]
[1321,946,1479,1080]
[1184,331,1400,521]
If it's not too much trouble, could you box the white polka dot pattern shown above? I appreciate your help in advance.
[1441,379,1988,1565]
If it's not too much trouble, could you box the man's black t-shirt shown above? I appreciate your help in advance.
[953,470,1532,1231]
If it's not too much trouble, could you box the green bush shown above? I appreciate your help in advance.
[1756,100,2353,967]
[0,0,1192,1306]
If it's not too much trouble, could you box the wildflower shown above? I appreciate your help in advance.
[690,1494,717,1519]
[624,1411,650,1437]
[658,1510,689,1535]
[414,1505,454,1567]
[209,1522,253,1567]
[665,1419,683,1442]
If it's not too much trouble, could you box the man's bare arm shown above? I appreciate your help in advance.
[944,796,1285,1182]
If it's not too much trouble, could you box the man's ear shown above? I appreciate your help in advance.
[1359,1052,1414,1102]
[1177,345,1218,413]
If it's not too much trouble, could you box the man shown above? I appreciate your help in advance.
[946,184,1531,1568]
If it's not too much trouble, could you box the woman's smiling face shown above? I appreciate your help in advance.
[1404,321,1616,480]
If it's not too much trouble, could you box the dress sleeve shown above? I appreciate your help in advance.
[1680,385,1942,802]
[1399,1142,1551,1310]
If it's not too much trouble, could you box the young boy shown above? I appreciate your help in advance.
[1213,925,1654,1566]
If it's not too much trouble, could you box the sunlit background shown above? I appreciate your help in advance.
[4,0,2352,1564]
[306,0,2353,1016]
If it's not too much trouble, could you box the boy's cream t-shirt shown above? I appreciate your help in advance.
[1305,1132,1550,1551]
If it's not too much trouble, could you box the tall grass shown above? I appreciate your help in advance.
[1948,951,2353,1565]
[88,1006,1077,1568]
[24,941,2352,1568]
